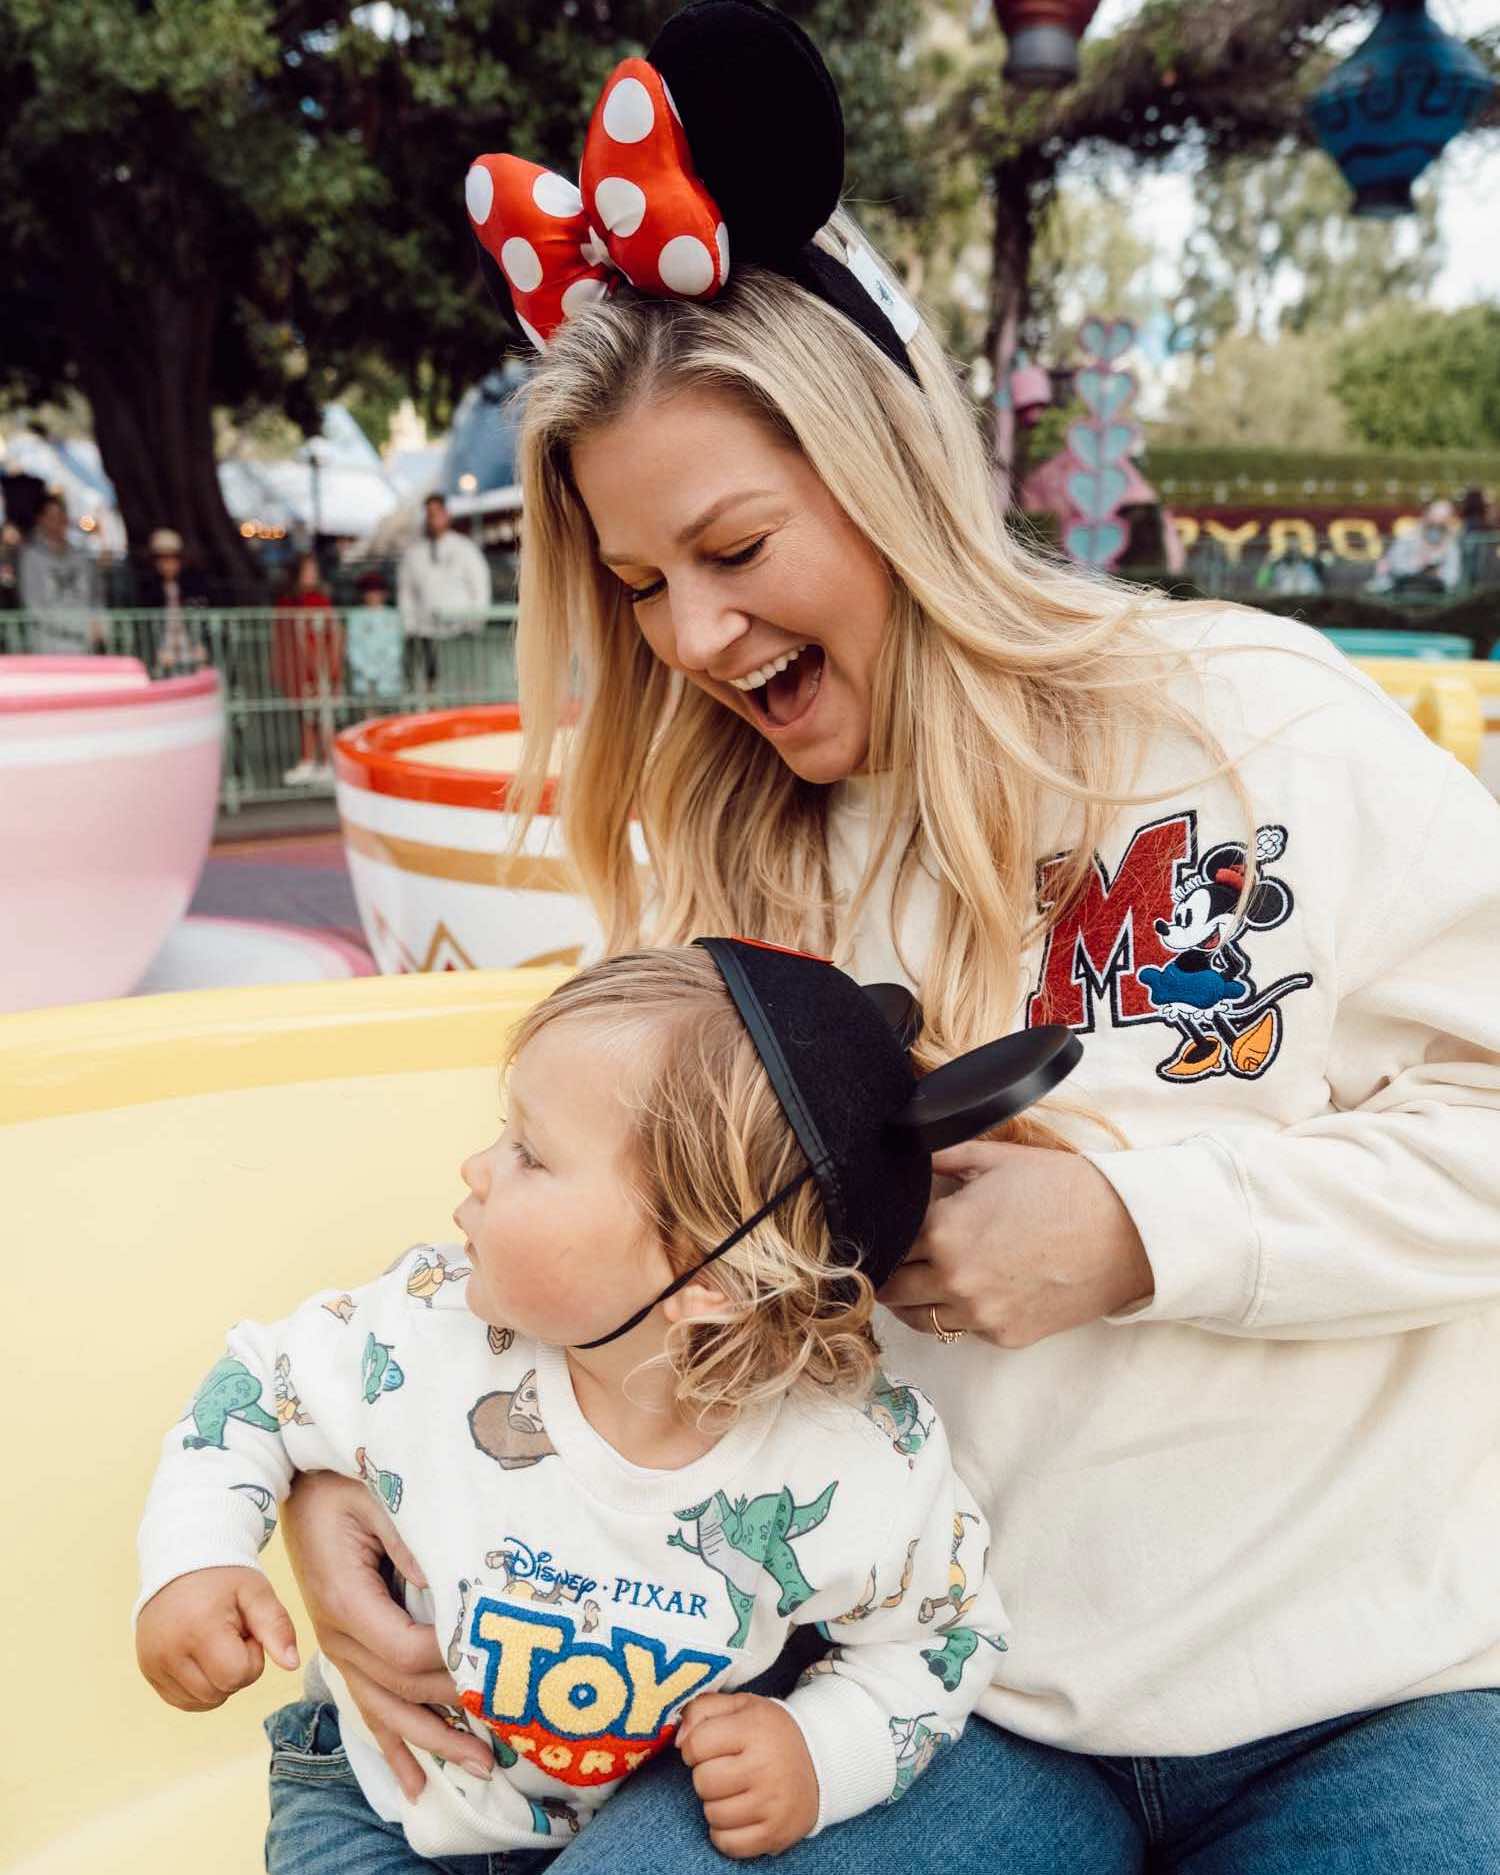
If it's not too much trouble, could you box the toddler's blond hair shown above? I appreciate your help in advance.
[504,946,880,1422]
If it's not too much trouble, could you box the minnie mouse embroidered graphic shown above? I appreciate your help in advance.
[1142,825,1312,1084]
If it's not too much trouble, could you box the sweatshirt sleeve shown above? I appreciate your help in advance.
[1089,728,1500,1340]
[134,1286,371,1618]
[775,1395,1010,1831]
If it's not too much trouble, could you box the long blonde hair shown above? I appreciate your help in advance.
[508,209,1249,1099]
[504,946,878,1421]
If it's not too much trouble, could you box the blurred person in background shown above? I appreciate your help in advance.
[1256,537,1325,598]
[272,550,343,785]
[1371,499,1463,597]
[17,492,105,652]
[1458,486,1494,589]
[345,568,405,705]
[137,528,211,677]
[397,491,490,694]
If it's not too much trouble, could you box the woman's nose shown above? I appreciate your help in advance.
[669,589,750,673]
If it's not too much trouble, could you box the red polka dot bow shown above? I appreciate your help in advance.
[466,57,728,351]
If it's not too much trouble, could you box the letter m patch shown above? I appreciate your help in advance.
[1026,813,1191,1033]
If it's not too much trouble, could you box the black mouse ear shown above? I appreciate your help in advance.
[646,0,844,265]
[473,233,525,341]
[887,1026,1082,1153]
[861,982,923,1052]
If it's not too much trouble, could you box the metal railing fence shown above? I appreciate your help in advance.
[2,604,519,811]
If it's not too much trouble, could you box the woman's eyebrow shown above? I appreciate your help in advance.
[599,489,777,566]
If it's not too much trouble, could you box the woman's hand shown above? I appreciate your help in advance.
[280,1471,492,1795]
[879,1141,1154,1347]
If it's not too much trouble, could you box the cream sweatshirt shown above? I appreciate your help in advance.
[828,605,1500,1756]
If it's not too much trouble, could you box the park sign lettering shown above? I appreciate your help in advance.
[1175,511,1431,565]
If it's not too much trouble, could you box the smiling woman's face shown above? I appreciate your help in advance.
[569,387,893,785]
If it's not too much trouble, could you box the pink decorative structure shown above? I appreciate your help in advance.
[1009,361,1053,428]
[1059,315,1142,570]
[0,658,223,1011]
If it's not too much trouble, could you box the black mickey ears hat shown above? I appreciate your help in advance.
[696,937,1082,1290]
[648,0,923,379]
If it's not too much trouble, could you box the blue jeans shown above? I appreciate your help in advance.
[542,1691,1500,1873]
[264,1700,557,1875]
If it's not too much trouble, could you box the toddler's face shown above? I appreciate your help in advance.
[454,1020,671,1347]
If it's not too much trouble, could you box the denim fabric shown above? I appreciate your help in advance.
[542,1691,1500,1873]
[263,1701,558,1875]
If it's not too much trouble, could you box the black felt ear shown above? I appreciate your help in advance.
[861,982,923,1052]
[888,1026,1082,1153]
[647,0,844,264]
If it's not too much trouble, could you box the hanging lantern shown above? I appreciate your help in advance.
[992,1,1102,90]
[1309,0,1495,218]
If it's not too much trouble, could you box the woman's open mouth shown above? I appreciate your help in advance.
[734,644,826,731]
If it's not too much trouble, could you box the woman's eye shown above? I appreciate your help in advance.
[622,538,766,606]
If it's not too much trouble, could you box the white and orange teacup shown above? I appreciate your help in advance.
[335,705,623,974]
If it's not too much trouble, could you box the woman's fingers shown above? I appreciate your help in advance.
[876,1258,941,1314]
[368,1722,428,1805]
[889,1303,971,1337]
[323,1630,456,1707]
[376,1508,429,1592]
[339,1659,494,1789]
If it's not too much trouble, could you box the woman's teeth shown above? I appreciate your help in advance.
[728,644,809,691]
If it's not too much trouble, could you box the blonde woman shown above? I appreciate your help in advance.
[281,5,1500,1869]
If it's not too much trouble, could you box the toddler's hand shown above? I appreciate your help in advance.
[676,1691,820,1859]
[137,1566,300,1712]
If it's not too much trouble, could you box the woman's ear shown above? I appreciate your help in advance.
[661,1272,726,1327]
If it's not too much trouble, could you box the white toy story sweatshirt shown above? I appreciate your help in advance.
[830,604,1500,1757]
[136,1247,1007,1857]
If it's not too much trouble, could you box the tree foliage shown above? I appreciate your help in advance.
[1333,304,1500,452]
[1153,331,1354,449]
[0,0,926,577]
[1170,141,1440,350]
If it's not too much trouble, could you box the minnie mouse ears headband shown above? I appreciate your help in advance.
[576,936,1081,1350]
[464,0,922,381]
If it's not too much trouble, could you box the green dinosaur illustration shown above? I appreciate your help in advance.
[863,1372,933,1463]
[888,1712,950,1801]
[669,1482,837,1648]
[182,1356,280,1450]
[921,1623,1007,1693]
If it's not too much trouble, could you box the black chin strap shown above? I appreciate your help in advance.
[573,1166,815,1351]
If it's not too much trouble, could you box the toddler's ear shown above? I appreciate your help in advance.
[661,1272,728,1327]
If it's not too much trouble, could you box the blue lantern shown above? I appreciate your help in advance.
[1308,0,1495,217]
